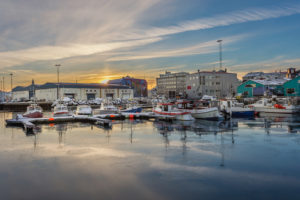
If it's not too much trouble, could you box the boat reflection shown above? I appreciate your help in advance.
[153,119,238,135]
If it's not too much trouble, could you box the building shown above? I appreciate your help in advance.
[286,68,300,79]
[242,71,287,82]
[237,79,287,98]
[156,71,189,98]
[12,82,134,101]
[108,76,147,97]
[186,70,240,99]
[283,76,300,97]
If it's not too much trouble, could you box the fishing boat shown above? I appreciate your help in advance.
[176,100,222,120]
[93,101,119,115]
[53,103,70,116]
[220,99,254,118]
[153,103,194,121]
[249,98,300,114]
[75,105,92,115]
[23,104,43,118]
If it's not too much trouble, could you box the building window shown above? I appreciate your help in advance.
[287,88,295,94]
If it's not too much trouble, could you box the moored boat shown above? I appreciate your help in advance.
[93,101,119,115]
[249,98,300,114]
[75,105,92,115]
[220,99,255,118]
[153,103,194,121]
[53,104,70,116]
[23,104,43,118]
[176,100,222,120]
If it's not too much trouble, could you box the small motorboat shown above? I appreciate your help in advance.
[153,103,194,121]
[75,105,92,115]
[176,100,222,120]
[249,98,300,114]
[53,103,70,116]
[93,101,119,115]
[23,104,43,118]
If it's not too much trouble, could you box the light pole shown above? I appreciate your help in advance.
[9,73,13,91]
[217,40,223,70]
[55,64,61,99]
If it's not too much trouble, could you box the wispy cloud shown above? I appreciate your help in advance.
[131,4,300,39]
[107,35,246,61]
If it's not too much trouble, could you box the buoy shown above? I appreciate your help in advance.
[129,114,134,119]
[110,115,115,118]
[49,118,54,121]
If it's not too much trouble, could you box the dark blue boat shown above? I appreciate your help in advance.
[121,106,143,113]
[231,110,255,118]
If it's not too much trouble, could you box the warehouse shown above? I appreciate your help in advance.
[237,79,287,98]
[12,82,134,101]
[283,76,300,97]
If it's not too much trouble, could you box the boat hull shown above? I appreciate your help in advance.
[191,108,221,120]
[23,112,43,118]
[153,110,194,121]
[231,111,255,117]
[254,107,299,114]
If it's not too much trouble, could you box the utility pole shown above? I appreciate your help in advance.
[54,64,61,99]
[217,40,223,70]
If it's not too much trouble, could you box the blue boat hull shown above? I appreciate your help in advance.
[121,107,142,113]
[232,111,255,117]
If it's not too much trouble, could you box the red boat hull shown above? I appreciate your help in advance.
[23,112,43,118]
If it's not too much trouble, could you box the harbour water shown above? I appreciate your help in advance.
[1,112,300,199]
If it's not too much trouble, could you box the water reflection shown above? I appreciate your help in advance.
[1,112,300,200]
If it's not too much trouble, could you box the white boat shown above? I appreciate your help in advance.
[93,102,119,115]
[153,103,194,121]
[53,104,70,116]
[176,100,222,120]
[190,107,222,119]
[23,103,43,118]
[75,105,92,115]
[250,98,300,114]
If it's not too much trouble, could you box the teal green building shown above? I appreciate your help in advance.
[283,76,300,97]
[237,79,286,98]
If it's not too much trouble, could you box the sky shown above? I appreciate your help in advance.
[0,0,300,90]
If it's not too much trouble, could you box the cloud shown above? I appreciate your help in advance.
[130,3,300,39]
[107,34,246,61]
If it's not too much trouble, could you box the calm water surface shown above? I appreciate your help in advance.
[1,112,300,200]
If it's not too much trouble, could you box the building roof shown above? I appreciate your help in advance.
[13,82,131,92]
[252,79,289,86]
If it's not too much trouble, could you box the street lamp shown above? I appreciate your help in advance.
[54,64,61,99]
[9,73,13,91]
[217,40,223,70]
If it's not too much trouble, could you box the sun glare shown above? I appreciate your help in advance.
[100,79,110,84]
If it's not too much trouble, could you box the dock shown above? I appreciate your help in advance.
[5,112,177,133]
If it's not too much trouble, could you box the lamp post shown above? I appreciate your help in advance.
[55,64,61,99]
[217,40,223,70]
[9,73,13,91]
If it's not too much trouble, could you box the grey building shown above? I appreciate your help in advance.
[156,71,189,98]
[186,70,240,99]
[12,82,134,101]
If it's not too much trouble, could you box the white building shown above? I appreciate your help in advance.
[12,82,134,101]
[186,69,240,99]
[156,71,189,98]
